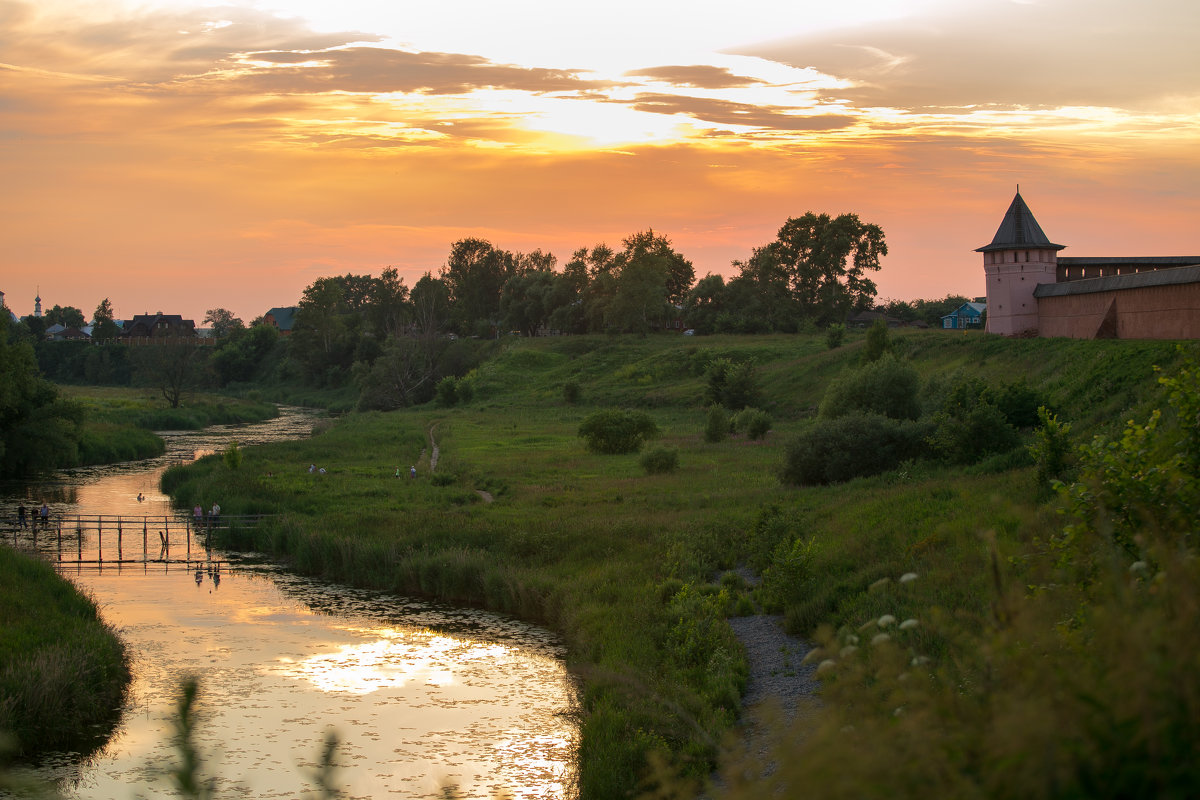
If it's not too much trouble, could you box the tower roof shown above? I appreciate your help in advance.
[975,191,1065,253]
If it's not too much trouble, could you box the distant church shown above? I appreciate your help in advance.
[979,191,1200,338]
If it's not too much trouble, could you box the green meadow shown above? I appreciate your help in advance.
[161,330,1199,798]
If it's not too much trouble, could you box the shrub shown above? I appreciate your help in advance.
[928,399,1020,464]
[825,323,846,350]
[862,318,890,363]
[578,408,660,454]
[455,377,474,404]
[704,406,729,443]
[819,356,921,421]
[222,441,242,470]
[640,447,679,474]
[705,358,762,410]
[1028,406,1073,496]
[435,376,458,407]
[732,408,773,440]
[563,380,581,404]
[780,413,929,485]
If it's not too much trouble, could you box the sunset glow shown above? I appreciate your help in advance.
[2,0,1197,322]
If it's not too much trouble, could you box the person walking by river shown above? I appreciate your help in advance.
[17,504,27,529]
[39,503,49,528]
[210,502,220,524]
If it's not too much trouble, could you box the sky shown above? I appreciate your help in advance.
[2,0,1198,324]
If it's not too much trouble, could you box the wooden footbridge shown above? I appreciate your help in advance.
[2,513,274,570]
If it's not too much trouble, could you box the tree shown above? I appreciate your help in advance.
[765,212,887,325]
[0,313,84,476]
[683,274,727,335]
[440,238,518,335]
[132,338,208,408]
[578,408,660,454]
[366,267,411,340]
[210,324,279,385]
[501,270,557,337]
[44,305,85,329]
[92,298,121,342]
[290,277,359,383]
[202,308,245,340]
[612,230,694,306]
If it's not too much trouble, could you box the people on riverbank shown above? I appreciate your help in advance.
[17,504,27,528]
[39,503,49,527]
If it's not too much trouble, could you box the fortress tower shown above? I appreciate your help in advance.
[976,191,1063,336]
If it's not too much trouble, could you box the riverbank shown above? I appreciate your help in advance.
[0,546,130,759]
[159,331,1200,798]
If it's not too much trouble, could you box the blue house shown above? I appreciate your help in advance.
[941,302,986,329]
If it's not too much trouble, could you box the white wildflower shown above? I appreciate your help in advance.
[1129,561,1149,574]
[869,577,891,592]
[816,659,837,675]
[877,614,896,627]
[899,572,918,583]
[871,633,891,645]
[900,618,919,630]
[839,645,859,658]
[893,706,905,717]
[911,655,931,667]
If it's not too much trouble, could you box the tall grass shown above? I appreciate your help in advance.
[0,547,130,758]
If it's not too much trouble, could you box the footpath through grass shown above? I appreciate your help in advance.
[160,331,1192,797]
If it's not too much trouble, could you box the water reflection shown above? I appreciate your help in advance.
[2,409,578,799]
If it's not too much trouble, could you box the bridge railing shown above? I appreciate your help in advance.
[2,513,275,565]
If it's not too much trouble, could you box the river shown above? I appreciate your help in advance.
[1,408,578,799]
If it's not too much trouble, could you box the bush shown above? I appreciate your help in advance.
[732,408,773,440]
[819,356,921,421]
[640,447,679,474]
[704,406,729,443]
[578,408,660,454]
[436,376,458,407]
[862,318,890,362]
[455,377,474,404]
[222,441,242,470]
[780,413,930,485]
[563,380,581,404]
[825,323,846,350]
[705,358,762,410]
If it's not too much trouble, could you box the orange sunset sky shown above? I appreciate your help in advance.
[2,0,1198,324]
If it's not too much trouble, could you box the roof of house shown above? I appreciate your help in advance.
[1034,264,1200,298]
[266,306,298,330]
[943,302,987,319]
[976,191,1065,253]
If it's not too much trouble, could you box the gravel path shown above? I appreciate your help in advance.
[712,569,822,788]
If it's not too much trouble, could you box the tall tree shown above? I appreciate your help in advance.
[92,298,121,341]
[0,314,83,476]
[612,230,695,306]
[766,212,887,325]
[440,238,517,335]
[44,305,86,329]
[202,308,245,339]
[132,338,207,408]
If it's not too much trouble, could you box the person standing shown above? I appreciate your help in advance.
[210,502,220,524]
[39,503,49,527]
[17,505,27,529]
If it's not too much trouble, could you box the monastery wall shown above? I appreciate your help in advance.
[1037,283,1200,339]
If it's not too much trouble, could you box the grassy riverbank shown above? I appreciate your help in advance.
[59,387,280,467]
[160,331,1197,797]
[0,546,130,759]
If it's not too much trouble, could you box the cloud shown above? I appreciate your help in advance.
[215,46,610,96]
[623,65,764,89]
[735,0,1200,112]
[618,93,856,131]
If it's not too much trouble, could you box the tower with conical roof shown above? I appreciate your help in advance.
[34,287,42,318]
[976,190,1064,336]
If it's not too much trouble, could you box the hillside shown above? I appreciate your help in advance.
[161,329,1198,798]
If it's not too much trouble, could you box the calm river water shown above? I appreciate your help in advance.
[1,408,578,799]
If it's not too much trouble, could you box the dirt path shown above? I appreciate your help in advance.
[428,425,440,471]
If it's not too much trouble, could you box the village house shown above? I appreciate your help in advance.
[121,312,197,341]
[263,306,298,336]
[980,191,1200,338]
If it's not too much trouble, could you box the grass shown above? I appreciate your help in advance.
[0,546,130,759]
[156,330,1195,797]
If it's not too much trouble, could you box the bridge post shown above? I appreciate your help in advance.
[144,518,148,563]
[98,516,103,564]
[118,518,123,562]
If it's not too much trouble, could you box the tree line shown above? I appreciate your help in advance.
[7,212,973,413]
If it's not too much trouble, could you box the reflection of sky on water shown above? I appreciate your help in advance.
[2,409,577,799]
